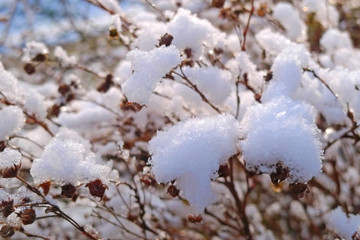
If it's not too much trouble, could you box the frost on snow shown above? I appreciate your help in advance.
[328,207,360,240]
[31,128,110,185]
[149,114,239,213]
[0,106,26,141]
[122,45,182,105]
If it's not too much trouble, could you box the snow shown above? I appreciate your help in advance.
[182,66,231,105]
[272,2,306,41]
[22,41,49,62]
[24,89,47,121]
[31,128,110,185]
[0,148,22,169]
[166,8,225,58]
[320,29,352,53]
[149,114,239,213]
[122,45,182,105]
[0,106,26,141]
[240,96,323,183]
[255,28,291,56]
[328,207,360,240]
[54,46,77,66]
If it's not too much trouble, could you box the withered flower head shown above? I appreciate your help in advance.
[86,179,108,199]
[188,214,202,223]
[0,199,14,217]
[158,33,174,47]
[61,183,76,198]
[1,163,21,178]
[20,208,36,225]
[167,185,180,197]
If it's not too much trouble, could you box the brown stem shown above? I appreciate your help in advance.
[242,0,255,51]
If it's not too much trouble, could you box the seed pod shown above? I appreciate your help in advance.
[109,28,118,39]
[86,179,108,199]
[270,161,289,185]
[212,0,225,8]
[289,182,308,198]
[20,208,36,225]
[1,163,21,178]
[32,53,46,62]
[61,183,76,198]
[158,33,174,47]
[0,225,15,238]
[0,199,14,217]
[167,185,180,197]
[97,74,114,93]
[188,214,202,223]
[24,63,36,75]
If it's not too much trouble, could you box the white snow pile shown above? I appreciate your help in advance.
[122,45,182,105]
[328,207,360,240]
[167,8,225,58]
[149,114,239,213]
[0,148,22,169]
[22,41,49,62]
[241,45,323,183]
[31,128,110,185]
[0,106,26,141]
[54,46,77,67]
[182,66,231,105]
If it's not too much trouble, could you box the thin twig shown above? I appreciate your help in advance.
[241,0,255,51]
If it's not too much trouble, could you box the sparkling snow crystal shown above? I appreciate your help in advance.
[0,148,22,169]
[0,106,26,141]
[122,45,182,105]
[31,128,110,185]
[149,114,239,213]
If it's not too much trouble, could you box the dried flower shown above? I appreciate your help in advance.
[289,182,308,198]
[0,225,14,238]
[270,161,289,185]
[61,183,76,198]
[141,174,157,187]
[24,63,36,75]
[1,163,21,178]
[86,179,108,199]
[212,0,225,8]
[20,208,36,225]
[158,33,174,47]
[188,214,202,223]
[167,185,180,197]
[0,199,14,217]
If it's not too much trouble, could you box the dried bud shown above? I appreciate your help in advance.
[97,74,114,93]
[141,174,157,187]
[58,84,71,96]
[264,71,273,82]
[184,48,192,58]
[122,101,143,112]
[218,164,230,178]
[32,53,46,62]
[48,104,61,117]
[1,163,21,178]
[61,183,76,198]
[188,214,202,223]
[86,179,108,199]
[39,181,51,196]
[109,28,118,39]
[158,33,174,47]
[167,185,180,197]
[24,63,36,75]
[20,208,36,225]
[0,225,15,238]
[212,0,225,8]
[0,199,14,217]
[270,161,289,185]
[289,182,308,198]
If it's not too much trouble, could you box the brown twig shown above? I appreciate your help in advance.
[241,0,255,51]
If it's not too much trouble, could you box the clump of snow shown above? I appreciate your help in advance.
[0,188,11,202]
[149,114,239,213]
[22,41,49,62]
[255,28,291,56]
[272,3,306,41]
[132,22,166,51]
[302,0,339,27]
[31,128,110,185]
[122,45,182,105]
[182,66,231,105]
[241,97,323,183]
[0,148,22,169]
[320,29,352,53]
[0,106,26,141]
[0,62,26,103]
[328,207,360,240]
[167,8,225,58]
[54,46,77,66]
[24,89,47,121]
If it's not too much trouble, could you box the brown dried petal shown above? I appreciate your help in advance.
[167,185,180,198]
[61,184,76,198]
[158,33,174,47]
[0,199,14,217]
[86,179,108,199]
[188,214,202,223]
[1,164,21,178]
[0,225,15,238]
[20,208,36,225]
[39,181,51,196]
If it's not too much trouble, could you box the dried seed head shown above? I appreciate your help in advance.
[0,225,15,238]
[24,63,36,75]
[289,182,309,198]
[158,33,174,47]
[39,181,51,196]
[32,53,46,62]
[188,214,202,223]
[109,28,119,39]
[167,185,180,197]
[141,174,157,187]
[97,74,114,93]
[0,199,14,217]
[184,48,192,58]
[1,163,21,178]
[86,179,108,199]
[212,0,225,8]
[20,208,36,225]
[270,161,289,185]
[58,84,71,96]
[48,104,61,117]
[61,183,76,198]
[218,164,230,178]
